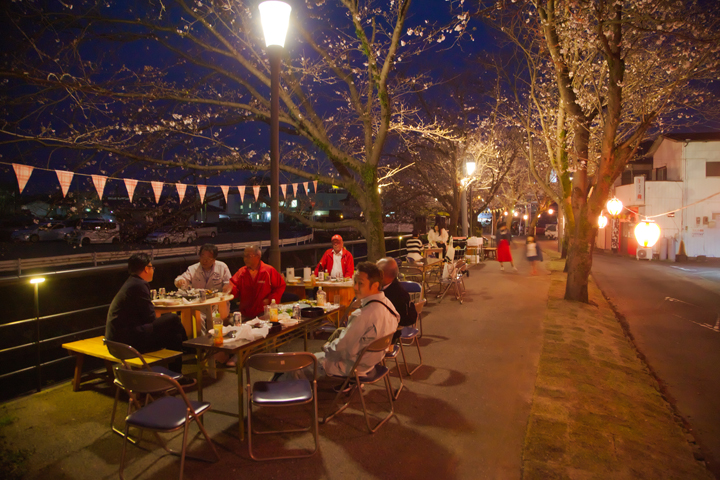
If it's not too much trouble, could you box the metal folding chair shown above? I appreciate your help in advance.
[104,339,182,441]
[113,366,219,480]
[398,299,426,376]
[437,260,466,304]
[245,352,319,461]
[400,281,424,337]
[384,342,404,400]
[322,333,395,433]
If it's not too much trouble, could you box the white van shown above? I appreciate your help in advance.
[545,224,558,239]
[67,219,121,245]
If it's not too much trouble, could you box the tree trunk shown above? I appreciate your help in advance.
[563,207,597,302]
[363,192,386,262]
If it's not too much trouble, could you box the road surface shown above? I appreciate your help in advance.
[592,253,720,478]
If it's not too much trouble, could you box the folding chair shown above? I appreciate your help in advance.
[398,299,426,376]
[114,366,219,480]
[323,333,395,433]
[384,342,404,400]
[437,260,466,304]
[245,352,319,461]
[400,281,424,337]
[104,339,182,441]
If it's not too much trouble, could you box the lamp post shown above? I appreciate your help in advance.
[462,161,476,237]
[259,0,292,271]
[30,277,45,392]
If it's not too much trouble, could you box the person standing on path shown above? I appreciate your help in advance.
[525,236,543,275]
[496,224,517,271]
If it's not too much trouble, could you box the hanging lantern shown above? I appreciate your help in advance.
[548,208,554,215]
[634,219,661,248]
[598,214,608,229]
[607,197,623,216]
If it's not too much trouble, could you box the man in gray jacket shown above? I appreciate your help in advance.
[320,261,399,377]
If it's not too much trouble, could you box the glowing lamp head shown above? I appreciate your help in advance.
[548,209,554,215]
[513,211,518,217]
[634,220,661,248]
[503,211,508,216]
[466,161,476,176]
[30,277,45,285]
[607,197,623,217]
[523,214,528,220]
[598,214,608,229]
[259,1,292,48]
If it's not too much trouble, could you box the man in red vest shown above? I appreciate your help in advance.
[223,245,286,318]
[315,234,354,279]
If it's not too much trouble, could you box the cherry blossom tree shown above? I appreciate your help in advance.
[0,0,470,260]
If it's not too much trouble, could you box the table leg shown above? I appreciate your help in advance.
[196,351,206,403]
[236,351,250,441]
[71,353,84,392]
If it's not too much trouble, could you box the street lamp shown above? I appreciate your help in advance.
[635,219,661,247]
[259,0,292,271]
[30,277,45,392]
[548,208,554,215]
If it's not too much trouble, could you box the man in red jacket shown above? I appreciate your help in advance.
[223,245,286,318]
[315,234,354,279]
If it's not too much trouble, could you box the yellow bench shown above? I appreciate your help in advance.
[62,336,182,392]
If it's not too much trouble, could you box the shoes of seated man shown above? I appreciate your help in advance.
[333,382,362,394]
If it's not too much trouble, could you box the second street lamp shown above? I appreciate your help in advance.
[259,0,292,271]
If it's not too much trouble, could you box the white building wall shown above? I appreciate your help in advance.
[653,139,684,180]
[680,141,720,257]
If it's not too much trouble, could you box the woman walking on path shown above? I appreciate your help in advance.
[496,224,517,271]
[525,236,543,275]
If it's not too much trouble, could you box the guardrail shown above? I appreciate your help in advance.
[0,233,314,276]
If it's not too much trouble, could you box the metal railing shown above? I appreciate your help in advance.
[0,235,407,399]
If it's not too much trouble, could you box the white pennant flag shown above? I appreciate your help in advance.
[197,184,207,203]
[237,186,245,204]
[176,183,187,203]
[12,163,33,194]
[55,170,74,197]
[253,185,261,201]
[91,175,107,200]
[124,179,138,202]
[220,185,229,203]
[292,183,298,196]
[280,184,287,198]
[303,182,309,195]
[151,181,163,203]
[313,180,318,193]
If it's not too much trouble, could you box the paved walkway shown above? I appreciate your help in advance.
[2,249,551,480]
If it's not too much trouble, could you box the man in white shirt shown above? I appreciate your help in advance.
[319,262,399,377]
[174,244,232,331]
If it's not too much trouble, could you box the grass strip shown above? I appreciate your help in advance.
[521,256,712,479]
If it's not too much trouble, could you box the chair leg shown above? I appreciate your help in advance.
[179,421,189,480]
[399,337,423,376]
[119,424,131,480]
[356,374,394,433]
[384,356,404,400]
[322,377,356,425]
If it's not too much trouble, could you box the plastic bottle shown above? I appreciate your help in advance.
[269,299,279,322]
[212,310,223,345]
[316,286,326,306]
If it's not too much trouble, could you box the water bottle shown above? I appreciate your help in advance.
[317,286,326,306]
[269,299,279,322]
[293,303,301,320]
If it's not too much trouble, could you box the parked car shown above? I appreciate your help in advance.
[145,226,197,245]
[12,222,75,242]
[544,224,558,239]
[67,219,122,245]
[191,221,218,238]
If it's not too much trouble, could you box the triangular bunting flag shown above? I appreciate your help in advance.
[12,163,33,194]
[253,185,261,201]
[268,185,272,199]
[151,181,163,203]
[292,183,298,196]
[55,170,74,197]
[313,180,318,193]
[176,183,187,203]
[91,175,107,200]
[124,179,138,202]
[303,182,309,195]
[237,186,245,204]
[280,184,287,198]
[197,184,207,203]
[220,185,229,203]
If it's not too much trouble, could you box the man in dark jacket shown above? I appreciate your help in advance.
[376,257,417,341]
[106,253,190,379]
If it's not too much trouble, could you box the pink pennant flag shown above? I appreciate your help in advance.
[124,178,138,202]
[268,185,272,199]
[151,181,163,203]
[237,186,245,204]
[313,180,318,193]
[280,184,287,198]
[176,183,187,203]
[197,184,207,203]
[12,163,33,194]
[253,185,261,201]
[303,182,309,195]
[220,185,229,203]
[292,183,298,196]
[55,170,74,197]
[91,175,107,200]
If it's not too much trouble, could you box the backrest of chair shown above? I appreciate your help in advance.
[414,299,427,315]
[400,281,422,304]
[246,352,316,374]
[113,365,178,396]
[364,333,395,354]
[104,338,150,369]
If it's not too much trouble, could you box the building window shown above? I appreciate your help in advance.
[655,166,667,181]
[621,170,633,185]
[707,162,720,177]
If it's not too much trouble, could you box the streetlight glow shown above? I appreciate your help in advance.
[523,214,528,220]
[259,1,292,47]
[30,277,45,284]
[598,214,608,229]
[548,208,554,215]
[466,161,476,176]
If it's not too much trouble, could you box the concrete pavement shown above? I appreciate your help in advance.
[1,249,551,480]
[592,253,720,478]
